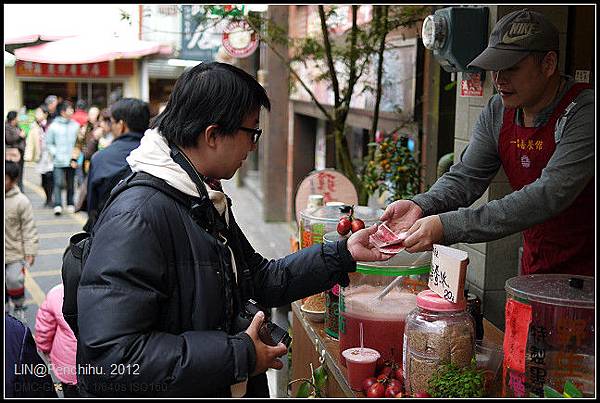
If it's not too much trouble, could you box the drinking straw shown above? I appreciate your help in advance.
[360,322,364,354]
[375,251,430,301]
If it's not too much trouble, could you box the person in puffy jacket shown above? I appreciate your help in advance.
[76,62,392,398]
[45,100,80,216]
[35,284,79,397]
[5,313,58,397]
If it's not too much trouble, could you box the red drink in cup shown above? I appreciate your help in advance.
[342,347,380,391]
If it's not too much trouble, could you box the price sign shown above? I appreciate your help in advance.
[428,244,469,304]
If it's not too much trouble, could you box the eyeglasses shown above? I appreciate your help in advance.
[239,126,263,144]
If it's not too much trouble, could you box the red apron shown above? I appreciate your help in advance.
[498,83,594,276]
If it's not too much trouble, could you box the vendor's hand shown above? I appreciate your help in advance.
[25,255,35,267]
[347,224,394,262]
[403,215,444,253]
[245,311,287,377]
[380,199,423,234]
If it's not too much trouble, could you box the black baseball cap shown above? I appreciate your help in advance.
[468,9,559,71]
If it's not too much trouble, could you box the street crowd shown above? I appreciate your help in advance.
[4,9,594,399]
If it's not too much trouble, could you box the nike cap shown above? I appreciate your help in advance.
[468,9,559,71]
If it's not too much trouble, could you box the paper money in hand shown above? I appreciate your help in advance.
[369,223,409,254]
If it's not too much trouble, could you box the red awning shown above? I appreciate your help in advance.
[14,35,163,64]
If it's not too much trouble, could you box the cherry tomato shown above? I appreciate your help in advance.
[379,365,393,378]
[394,392,405,398]
[393,368,404,382]
[366,382,385,398]
[337,216,352,235]
[351,218,365,232]
[375,357,386,372]
[387,378,402,393]
[414,391,431,398]
[385,386,398,398]
[362,377,377,393]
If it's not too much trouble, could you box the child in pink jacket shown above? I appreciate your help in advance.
[35,284,79,397]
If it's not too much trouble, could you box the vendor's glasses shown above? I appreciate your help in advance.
[239,127,262,144]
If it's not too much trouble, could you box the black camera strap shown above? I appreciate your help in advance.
[169,142,226,237]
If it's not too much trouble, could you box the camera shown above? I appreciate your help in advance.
[238,299,291,348]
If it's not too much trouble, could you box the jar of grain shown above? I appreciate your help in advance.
[403,290,475,397]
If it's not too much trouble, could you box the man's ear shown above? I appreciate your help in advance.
[543,51,558,77]
[203,124,220,148]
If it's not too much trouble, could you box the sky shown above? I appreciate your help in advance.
[4,4,140,40]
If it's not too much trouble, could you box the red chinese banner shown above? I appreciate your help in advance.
[16,61,110,78]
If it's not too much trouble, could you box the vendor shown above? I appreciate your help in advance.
[380,9,594,276]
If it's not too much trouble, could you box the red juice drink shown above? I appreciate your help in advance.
[342,347,380,391]
[339,285,417,366]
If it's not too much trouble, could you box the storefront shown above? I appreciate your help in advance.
[5,34,163,113]
[15,59,134,110]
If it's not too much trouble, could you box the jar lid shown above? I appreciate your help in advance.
[416,290,466,312]
[505,274,594,309]
[356,250,431,276]
[300,205,382,223]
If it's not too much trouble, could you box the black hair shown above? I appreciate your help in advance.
[6,111,18,121]
[5,160,20,181]
[151,62,271,148]
[75,99,88,110]
[57,100,74,115]
[110,98,150,133]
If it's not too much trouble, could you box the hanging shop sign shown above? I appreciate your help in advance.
[16,61,109,78]
[181,5,221,61]
[222,20,258,58]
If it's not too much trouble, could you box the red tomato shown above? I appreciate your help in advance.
[351,218,365,232]
[366,382,385,398]
[414,391,431,398]
[362,377,377,393]
[393,368,404,383]
[337,216,352,235]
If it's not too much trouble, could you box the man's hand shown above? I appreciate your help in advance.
[346,225,394,262]
[25,255,35,267]
[380,200,423,233]
[245,311,287,377]
[402,215,444,253]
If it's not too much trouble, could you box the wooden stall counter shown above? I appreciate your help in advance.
[290,300,504,398]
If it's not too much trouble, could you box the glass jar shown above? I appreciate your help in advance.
[298,205,381,249]
[503,274,594,397]
[403,290,475,396]
[339,250,431,366]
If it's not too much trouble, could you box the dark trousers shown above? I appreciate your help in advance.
[17,150,25,191]
[53,167,75,207]
[41,171,54,205]
[61,382,80,398]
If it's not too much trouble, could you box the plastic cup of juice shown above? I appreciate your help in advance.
[342,347,380,391]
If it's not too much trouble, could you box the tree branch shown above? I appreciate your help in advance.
[245,16,334,122]
[369,5,390,162]
[318,6,340,107]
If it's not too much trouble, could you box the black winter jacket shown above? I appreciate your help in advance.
[76,176,356,397]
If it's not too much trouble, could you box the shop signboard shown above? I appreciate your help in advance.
[181,5,220,61]
[222,20,258,58]
[460,71,484,97]
[15,61,109,77]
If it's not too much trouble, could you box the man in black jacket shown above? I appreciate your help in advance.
[76,62,390,398]
[84,98,150,230]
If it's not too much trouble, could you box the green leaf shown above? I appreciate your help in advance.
[563,379,583,398]
[296,381,313,398]
[543,385,564,398]
[313,365,328,390]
